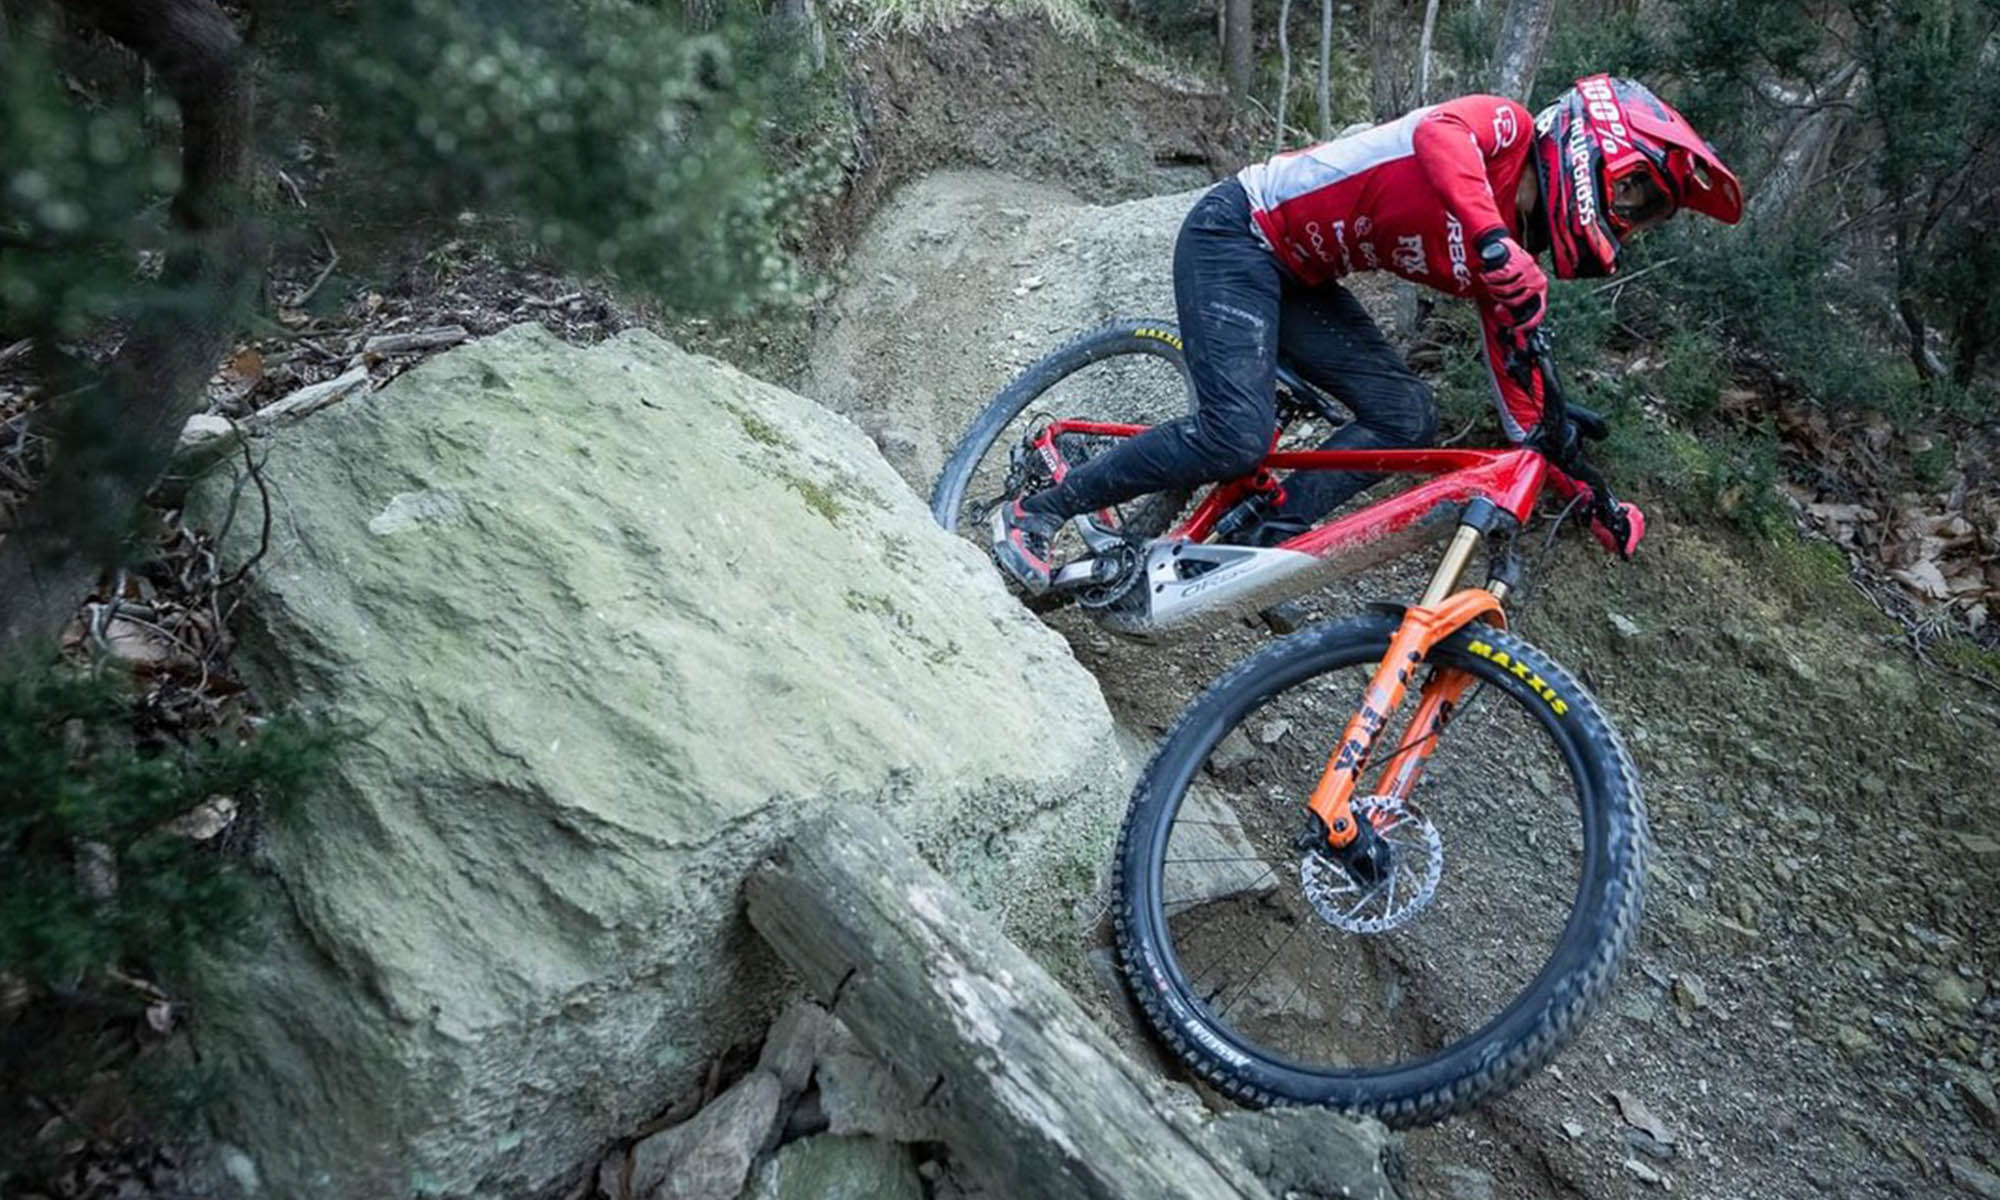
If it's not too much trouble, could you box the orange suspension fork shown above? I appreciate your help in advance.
[1378,666,1481,802]
[1304,591,1504,845]
[1305,512,1511,848]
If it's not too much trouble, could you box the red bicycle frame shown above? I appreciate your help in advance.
[1043,419,1552,551]
[1038,418,1559,855]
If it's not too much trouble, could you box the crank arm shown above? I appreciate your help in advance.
[1048,555,1122,593]
[1072,513,1129,554]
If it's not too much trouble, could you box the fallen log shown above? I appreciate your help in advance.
[745,805,1395,1200]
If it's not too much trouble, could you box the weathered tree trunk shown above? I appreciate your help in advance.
[0,0,255,667]
[1274,0,1293,152]
[1225,0,1254,100]
[1953,290,1992,386]
[1367,0,1400,118]
[1,0,256,664]
[1317,0,1333,138]
[1416,0,1442,104]
[1746,64,1862,229]
[1491,0,1555,100]
[1897,288,1948,381]
[745,806,1281,1200]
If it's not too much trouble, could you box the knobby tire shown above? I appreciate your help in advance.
[1114,614,1648,1126]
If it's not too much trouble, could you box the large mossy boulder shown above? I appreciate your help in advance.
[188,324,1129,1198]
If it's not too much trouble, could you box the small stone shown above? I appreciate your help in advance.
[1609,612,1641,639]
[630,1070,782,1200]
[1935,974,1985,1013]
[1835,1024,1872,1055]
[1562,1120,1585,1139]
[1623,1158,1665,1186]
[1958,1074,2000,1128]
[218,1145,261,1194]
[1617,993,1659,1024]
[1672,972,1710,1011]
[1206,728,1260,773]
[1623,1127,1676,1160]
[1256,719,1292,745]
[1609,1090,1674,1145]
[165,795,239,841]
[1949,1156,2000,1199]
[177,412,238,452]
[757,1001,835,1097]
[743,1134,923,1200]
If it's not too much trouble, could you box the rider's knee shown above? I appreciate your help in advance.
[1188,417,1271,480]
[1210,432,1271,480]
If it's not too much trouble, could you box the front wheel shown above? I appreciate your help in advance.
[1114,614,1647,1126]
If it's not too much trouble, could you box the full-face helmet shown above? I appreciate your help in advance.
[1531,75,1743,278]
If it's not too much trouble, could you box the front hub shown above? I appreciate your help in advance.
[1298,796,1445,934]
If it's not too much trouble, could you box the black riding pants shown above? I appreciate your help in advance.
[1024,177,1437,534]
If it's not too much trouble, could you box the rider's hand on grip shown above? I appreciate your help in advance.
[1477,232,1548,347]
[1591,500,1646,559]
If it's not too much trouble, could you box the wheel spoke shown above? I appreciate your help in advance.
[1216,918,1307,1021]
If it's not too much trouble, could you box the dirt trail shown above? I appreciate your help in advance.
[809,166,2000,1200]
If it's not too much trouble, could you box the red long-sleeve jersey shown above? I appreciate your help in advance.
[1236,95,1545,443]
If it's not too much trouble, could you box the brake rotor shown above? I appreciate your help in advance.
[1299,796,1444,934]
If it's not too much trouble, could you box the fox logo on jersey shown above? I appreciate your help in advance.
[1393,234,1427,275]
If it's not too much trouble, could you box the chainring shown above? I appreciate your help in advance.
[1299,796,1444,935]
[1074,538,1143,610]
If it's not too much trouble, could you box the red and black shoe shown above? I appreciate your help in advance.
[990,499,1063,592]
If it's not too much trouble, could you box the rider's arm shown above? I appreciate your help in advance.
[1483,318,1648,556]
[1478,315,1594,498]
[1477,308,1552,449]
[1410,95,1534,246]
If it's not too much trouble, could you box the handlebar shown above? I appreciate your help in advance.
[1518,330,1630,543]
[1473,234,1636,553]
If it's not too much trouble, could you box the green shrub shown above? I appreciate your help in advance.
[0,669,339,990]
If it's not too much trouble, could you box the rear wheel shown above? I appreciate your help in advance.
[929,320,1197,560]
[1114,614,1647,1125]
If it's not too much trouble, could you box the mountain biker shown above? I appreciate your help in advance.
[992,74,1743,590]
